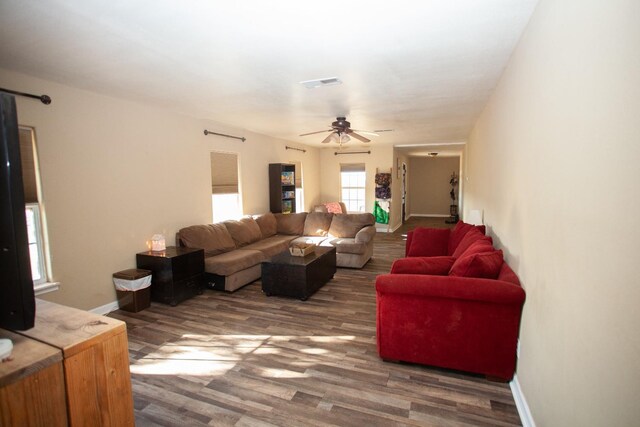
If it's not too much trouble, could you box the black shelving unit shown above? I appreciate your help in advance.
[269,163,296,214]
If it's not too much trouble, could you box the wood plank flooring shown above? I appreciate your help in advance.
[110,217,522,426]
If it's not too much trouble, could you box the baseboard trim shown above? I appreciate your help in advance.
[90,300,120,315]
[408,214,449,218]
[376,222,402,233]
[375,223,391,233]
[510,374,536,427]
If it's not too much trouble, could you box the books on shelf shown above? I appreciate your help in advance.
[283,190,295,199]
[282,200,293,214]
[281,171,294,185]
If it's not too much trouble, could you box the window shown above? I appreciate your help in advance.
[25,203,46,285]
[292,161,304,213]
[211,151,242,222]
[340,164,366,212]
[19,127,50,288]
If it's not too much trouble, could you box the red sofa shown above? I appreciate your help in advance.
[375,222,525,381]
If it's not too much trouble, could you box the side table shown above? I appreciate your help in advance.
[136,246,204,306]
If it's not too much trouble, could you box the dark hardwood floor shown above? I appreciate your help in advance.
[110,217,521,426]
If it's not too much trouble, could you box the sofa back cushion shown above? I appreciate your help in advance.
[451,228,493,258]
[253,213,277,238]
[275,212,308,235]
[303,212,333,236]
[458,239,495,259]
[449,249,504,279]
[448,221,486,255]
[328,213,375,238]
[178,223,236,256]
[406,227,451,257]
[223,217,263,247]
[497,262,521,286]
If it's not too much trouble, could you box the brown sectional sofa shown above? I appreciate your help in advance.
[177,211,376,292]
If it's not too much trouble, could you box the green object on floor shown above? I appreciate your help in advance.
[373,201,389,224]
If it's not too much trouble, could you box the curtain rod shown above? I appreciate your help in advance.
[334,150,371,156]
[0,87,51,104]
[285,146,306,153]
[204,129,246,142]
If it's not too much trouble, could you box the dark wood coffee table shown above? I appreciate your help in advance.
[261,246,336,300]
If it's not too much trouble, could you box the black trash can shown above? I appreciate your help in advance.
[113,268,152,312]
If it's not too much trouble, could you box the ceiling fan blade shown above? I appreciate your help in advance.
[373,129,394,133]
[299,129,332,137]
[348,131,371,143]
[351,129,380,137]
[321,132,336,144]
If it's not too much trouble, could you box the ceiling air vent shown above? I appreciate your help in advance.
[300,77,342,89]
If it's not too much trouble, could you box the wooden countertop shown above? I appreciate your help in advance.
[17,299,126,358]
[0,329,62,388]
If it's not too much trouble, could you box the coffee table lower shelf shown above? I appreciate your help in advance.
[261,246,336,300]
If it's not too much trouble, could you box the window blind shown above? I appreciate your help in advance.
[340,163,365,173]
[210,152,239,194]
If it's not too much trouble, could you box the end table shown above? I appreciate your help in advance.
[136,246,204,306]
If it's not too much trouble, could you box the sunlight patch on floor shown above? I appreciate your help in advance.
[130,334,357,377]
[130,358,236,376]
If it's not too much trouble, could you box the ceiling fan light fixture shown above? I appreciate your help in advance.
[300,116,385,145]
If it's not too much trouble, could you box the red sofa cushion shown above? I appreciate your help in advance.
[390,256,455,275]
[460,240,495,258]
[406,227,450,257]
[451,229,493,258]
[497,262,521,286]
[448,221,486,255]
[450,249,504,279]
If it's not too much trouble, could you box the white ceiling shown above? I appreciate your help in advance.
[0,0,537,154]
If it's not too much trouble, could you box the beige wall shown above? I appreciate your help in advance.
[464,0,640,425]
[408,156,459,216]
[0,69,320,311]
[318,144,397,226]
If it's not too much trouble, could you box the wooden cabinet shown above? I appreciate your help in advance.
[269,163,296,214]
[2,299,134,426]
[136,246,204,306]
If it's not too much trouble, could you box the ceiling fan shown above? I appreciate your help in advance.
[299,117,393,145]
